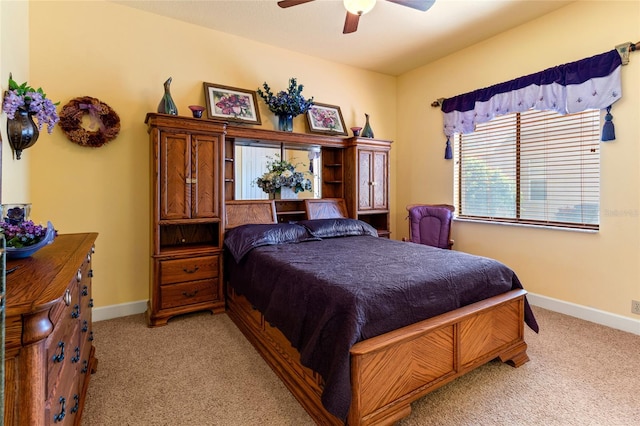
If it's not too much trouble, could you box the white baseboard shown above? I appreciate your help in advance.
[92,295,640,336]
[93,300,148,322]
[527,292,640,336]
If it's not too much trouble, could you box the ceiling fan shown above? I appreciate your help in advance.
[277,0,436,34]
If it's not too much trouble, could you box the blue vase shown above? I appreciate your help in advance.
[278,114,293,132]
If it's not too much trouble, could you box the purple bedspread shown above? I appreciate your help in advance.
[225,235,538,421]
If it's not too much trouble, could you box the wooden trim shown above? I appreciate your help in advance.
[226,125,347,148]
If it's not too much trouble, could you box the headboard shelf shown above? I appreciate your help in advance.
[274,200,306,223]
[221,123,392,234]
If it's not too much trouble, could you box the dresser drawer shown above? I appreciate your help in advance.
[46,299,81,398]
[160,278,219,309]
[79,317,94,374]
[46,370,80,426]
[159,255,219,285]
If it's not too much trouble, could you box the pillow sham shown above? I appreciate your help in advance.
[224,223,318,262]
[298,218,378,239]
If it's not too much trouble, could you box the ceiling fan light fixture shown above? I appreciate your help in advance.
[343,0,376,15]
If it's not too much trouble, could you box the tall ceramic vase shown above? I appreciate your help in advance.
[157,77,178,115]
[6,107,39,160]
[362,113,374,138]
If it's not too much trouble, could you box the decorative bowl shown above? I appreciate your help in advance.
[188,105,205,118]
[5,221,56,259]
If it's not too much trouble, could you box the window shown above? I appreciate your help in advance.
[453,109,601,230]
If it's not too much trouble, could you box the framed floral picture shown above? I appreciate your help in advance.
[306,103,347,136]
[203,82,261,125]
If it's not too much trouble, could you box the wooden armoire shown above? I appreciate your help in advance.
[145,114,227,327]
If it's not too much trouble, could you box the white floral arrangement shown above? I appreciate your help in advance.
[255,155,312,194]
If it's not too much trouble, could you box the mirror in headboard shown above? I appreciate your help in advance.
[233,139,321,200]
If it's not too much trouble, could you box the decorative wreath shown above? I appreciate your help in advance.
[59,96,120,147]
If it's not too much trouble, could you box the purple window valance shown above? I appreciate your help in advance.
[441,49,622,137]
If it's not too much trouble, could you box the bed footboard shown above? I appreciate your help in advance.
[226,286,529,425]
[348,289,528,425]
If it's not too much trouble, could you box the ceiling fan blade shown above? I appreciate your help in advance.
[277,0,315,8]
[385,0,436,12]
[343,12,360,34]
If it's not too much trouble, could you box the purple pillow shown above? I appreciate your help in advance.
[224,223,318,262]
[298,218,378,239]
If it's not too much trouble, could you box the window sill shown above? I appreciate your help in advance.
[453,217,599,233]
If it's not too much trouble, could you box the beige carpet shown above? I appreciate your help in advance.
[81,307,640,426]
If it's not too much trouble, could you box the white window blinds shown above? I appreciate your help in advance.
[454,109,600,229]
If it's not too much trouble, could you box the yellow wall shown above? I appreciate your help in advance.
[396,0,640,320]
[21,1,397,308]
[1,1,30,200]
[5,1,639,323]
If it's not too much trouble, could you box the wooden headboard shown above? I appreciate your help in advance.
[304,198,349,219]
[224,198,349,229]
[224,200,277,229]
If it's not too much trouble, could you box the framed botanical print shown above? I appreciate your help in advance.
[306,103,347,136]
[203,82,262,125]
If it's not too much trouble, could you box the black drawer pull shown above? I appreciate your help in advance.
[52,342,65,363]
[82,285,88,296]
[182,290,199,298]
[81,359,89,374]
[183,266,199,274]
[71,394,79,414]
[53,397,66,423]
[71,346,80,363]
[89,331,94,341]
[71,304,80,318]
[82,320,88,332]
[89,298,94,308]
[88,269,94,278]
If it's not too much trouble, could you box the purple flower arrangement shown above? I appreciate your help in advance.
[2,76,59,133]
[256,78,314,117]
[0,220,49,248]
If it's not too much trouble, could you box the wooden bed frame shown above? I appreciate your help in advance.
[224,199,530,425]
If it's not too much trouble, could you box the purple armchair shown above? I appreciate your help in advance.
[405,204,455,249]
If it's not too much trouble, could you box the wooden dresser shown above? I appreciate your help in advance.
[4,233,98,425]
